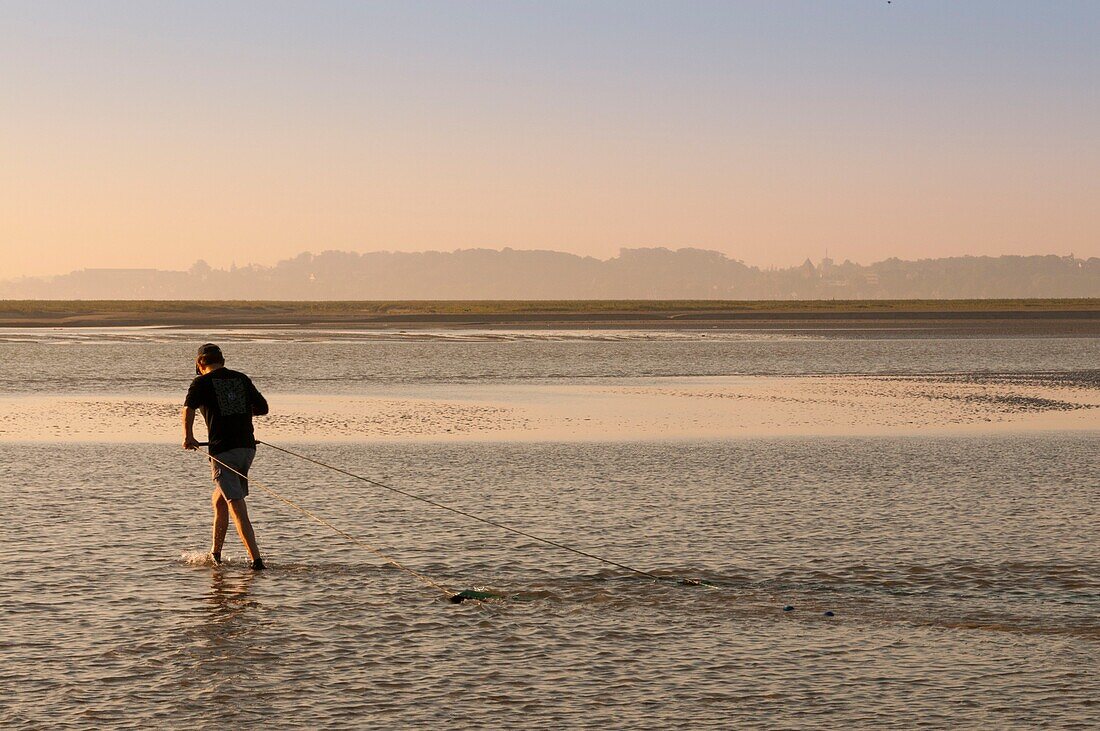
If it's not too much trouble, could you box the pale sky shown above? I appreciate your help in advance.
[2,1,1098,278]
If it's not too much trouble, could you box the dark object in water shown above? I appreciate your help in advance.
[210,551,221,565]
[251,558,266,571]
[783,605,795,612]
[824,611,835,617]
[450,589,506,603]
[679,578,716,587]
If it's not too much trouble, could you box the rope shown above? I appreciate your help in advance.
[192,448,454,599]
[256,439,669,583]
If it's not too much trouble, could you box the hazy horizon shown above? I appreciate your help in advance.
[3,1,1100,279]
[8,244,1100,282]
[3,246,1096,301]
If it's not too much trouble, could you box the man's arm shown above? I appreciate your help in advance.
[182,406,200,450]
[247,378,269,416]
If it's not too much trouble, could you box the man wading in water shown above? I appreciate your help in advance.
[183,343,269,569]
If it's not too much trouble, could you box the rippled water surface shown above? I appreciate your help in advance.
[1,327,1098,394]
[1,330,1098,729]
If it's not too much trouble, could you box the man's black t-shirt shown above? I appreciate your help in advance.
[184,368,268,454]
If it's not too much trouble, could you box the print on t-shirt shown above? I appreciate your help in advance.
[213,378,248,416]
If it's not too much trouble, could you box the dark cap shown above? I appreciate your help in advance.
[195,343,224,374]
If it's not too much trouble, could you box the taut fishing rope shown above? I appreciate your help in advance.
[256,439,672,584]
[192,448,455,599]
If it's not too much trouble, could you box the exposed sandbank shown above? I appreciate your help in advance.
[3,374,1096,444]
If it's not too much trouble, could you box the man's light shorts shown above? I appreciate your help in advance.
[210,447,256,500]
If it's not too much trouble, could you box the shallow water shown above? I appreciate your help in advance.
[1,330,1098,728]
[1,328,1098,395]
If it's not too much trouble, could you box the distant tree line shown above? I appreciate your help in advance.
[2,248,1098,299]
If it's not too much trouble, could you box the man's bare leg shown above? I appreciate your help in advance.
[227,498,263,568]
[210,490,229,563]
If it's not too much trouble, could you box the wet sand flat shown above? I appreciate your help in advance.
[2,374,1096,444]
